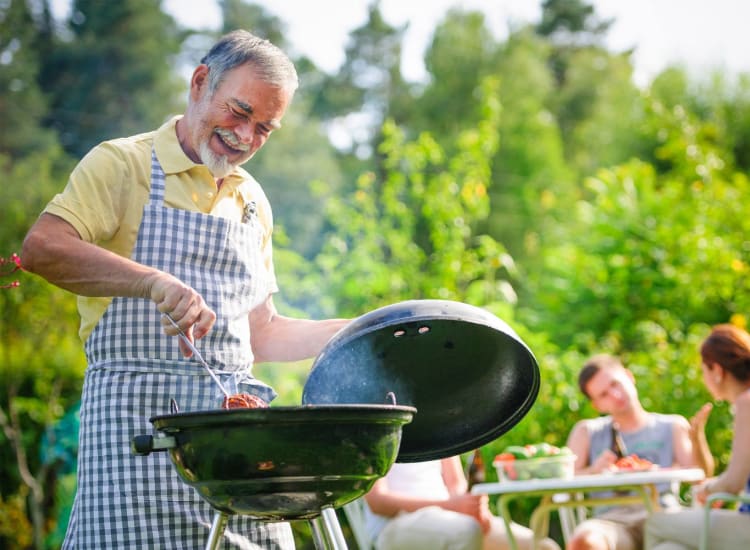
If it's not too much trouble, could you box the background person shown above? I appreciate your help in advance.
[564,354,709,550]
[645,323,750,549]
[22,30,348,548]
[364,456,560,550]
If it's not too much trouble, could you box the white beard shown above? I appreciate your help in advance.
[199,139,235,179]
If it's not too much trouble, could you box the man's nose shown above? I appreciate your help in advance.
[611,386,625,400]
[234,121,254,144]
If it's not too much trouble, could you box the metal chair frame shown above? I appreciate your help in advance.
[699,492,750,550]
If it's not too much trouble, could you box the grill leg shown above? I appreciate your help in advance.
[205,512,229,550]
[309,507,348,549]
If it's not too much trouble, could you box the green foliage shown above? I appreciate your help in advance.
[557,48,642,174]
[0,0,58,159]
[3,1,750,545]
[410,9,495,141]
[40,0,184,157]
[486,29,573,259]
[0,124,82,549]
[522,157,749,343]
[309,1,408,157]
[536,0,613,40]
[219,0,287,46]
[305,78,517,318]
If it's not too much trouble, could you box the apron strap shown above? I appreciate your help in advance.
[148,148,166,206]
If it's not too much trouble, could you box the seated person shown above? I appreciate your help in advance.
[565,354,710,550]
[363,455,560,550]
[645,324,750,550]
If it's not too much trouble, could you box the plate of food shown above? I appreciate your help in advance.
[610,454,657,473]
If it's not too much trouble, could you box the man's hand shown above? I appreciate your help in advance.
[591,449,618,473]
[148,272,216,356]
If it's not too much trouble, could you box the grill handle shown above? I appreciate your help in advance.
[131,433,176,455]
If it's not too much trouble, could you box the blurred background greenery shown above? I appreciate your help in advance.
[2,0,749,548]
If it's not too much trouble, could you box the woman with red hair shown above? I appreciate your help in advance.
[645,323,750,549]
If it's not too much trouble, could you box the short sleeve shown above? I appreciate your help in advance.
[43,142,134,243]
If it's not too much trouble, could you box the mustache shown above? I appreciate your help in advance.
[214,128,250,152]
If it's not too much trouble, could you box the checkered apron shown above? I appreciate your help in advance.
[63,150,294,549]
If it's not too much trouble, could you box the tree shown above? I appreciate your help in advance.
[536,0,613,43]
[39,0,184,158]
[649,66,750,175]
[535,0,613,86]
[0,0,57,159]
[553,47,643,175]
[0,146,83,550]
[484,27,572,260]
[409,9,494,142]
[304,78,516,318]
[310,1,408,159]
[532,0,644,178]
[219,0,286,45]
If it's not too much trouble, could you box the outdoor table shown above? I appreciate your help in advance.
[471,467,705,550]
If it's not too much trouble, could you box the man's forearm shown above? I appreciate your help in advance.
[250,314,349,363]
[22,215,156,298]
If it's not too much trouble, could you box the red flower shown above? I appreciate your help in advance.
[1,253,22,289]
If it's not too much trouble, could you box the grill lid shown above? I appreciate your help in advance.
[302,299,540,462]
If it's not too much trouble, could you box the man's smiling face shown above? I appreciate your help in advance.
[186,63,291,177]
[587,365,638,415]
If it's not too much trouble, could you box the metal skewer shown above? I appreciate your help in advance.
[163,314,231,398]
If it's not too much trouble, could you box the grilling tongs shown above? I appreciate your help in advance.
[163,313,231,398]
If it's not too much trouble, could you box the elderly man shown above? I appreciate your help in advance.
[22,30,347,548]
[564,355,711,550]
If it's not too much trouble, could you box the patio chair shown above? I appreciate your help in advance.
[699,491,750,550]
[552,492,587,543]
[550,478,681,544]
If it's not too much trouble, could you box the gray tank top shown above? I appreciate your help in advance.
[588,413,676,467]
[587,413,681,508]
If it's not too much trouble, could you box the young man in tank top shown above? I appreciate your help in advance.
[564,354,712,550]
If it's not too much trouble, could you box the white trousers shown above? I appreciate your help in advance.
[645,507,750,550]
[374,506,560,550]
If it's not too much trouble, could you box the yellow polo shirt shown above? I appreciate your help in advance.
[44,115,277,342]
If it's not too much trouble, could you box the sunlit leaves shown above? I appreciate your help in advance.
[304,78,515,317]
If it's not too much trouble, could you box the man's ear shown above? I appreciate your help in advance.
[190,64,210,102]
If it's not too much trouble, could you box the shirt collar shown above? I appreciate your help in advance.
[154,115,197,175]
[153,115,247,191]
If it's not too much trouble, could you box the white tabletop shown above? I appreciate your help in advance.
[471,467,706,495]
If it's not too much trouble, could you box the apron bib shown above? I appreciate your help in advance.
[63,150,292,549]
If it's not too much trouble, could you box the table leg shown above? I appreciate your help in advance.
[497,495,520,550]
[529,496,553,549]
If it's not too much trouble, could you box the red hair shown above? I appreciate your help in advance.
[700,324,750,382]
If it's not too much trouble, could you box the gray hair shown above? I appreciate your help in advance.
[200,30,298,96]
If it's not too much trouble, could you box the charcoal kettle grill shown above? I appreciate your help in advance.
[132,299,541,549]
[133,403,415,549]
